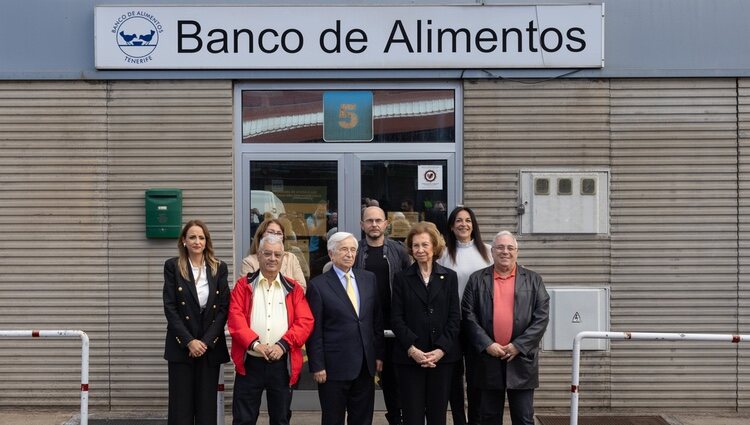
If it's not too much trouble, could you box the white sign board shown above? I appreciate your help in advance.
[95,5,604,69]
[418,165,443,190]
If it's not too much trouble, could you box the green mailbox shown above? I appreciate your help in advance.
[145,188,182,238]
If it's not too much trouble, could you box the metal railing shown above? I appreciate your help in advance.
[0,330,89,425]
[217,363,225,425]
[0,327,401,425]
[570,331,750,425]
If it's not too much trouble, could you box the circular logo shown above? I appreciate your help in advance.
[116,16,159,58]
[424,170,437,182]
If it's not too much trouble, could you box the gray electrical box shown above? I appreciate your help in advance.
[519,170,609,234]
[542,287,609,351]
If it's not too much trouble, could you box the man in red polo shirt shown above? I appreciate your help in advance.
[461,231,549,425]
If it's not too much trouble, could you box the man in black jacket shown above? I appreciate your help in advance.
[461,231,549,425]
[355,206,411,425]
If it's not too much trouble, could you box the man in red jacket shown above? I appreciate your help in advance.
[228,235,314,425]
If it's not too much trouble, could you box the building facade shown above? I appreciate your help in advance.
[1,0,750,415]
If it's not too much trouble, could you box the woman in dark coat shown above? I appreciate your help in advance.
[391,221,461,425]
[163,219,230,425]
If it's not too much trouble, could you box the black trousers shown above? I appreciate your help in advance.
[479,388,534,425]
[318,360,375,425]
[448,358,468,425]
[167,357,221,425]
[395,362,454,425]
[465,354,481,425]
[379,339,402,425]
[232,355,292,425]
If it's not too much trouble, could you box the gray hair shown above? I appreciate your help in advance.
[258,235,284,252]
[493,230,518,247]
[327,231,358,252]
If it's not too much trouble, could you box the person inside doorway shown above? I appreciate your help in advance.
[307,200,330,277]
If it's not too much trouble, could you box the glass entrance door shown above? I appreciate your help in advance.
[247,160,338,282]
[360,159,450,241]
[238,153,456,408]
[240,155,343,405]
[235,81,462,410]
[239,153,456,278]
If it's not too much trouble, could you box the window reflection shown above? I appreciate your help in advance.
[361,160,449,241]
[250,161,338,281]
[242,90,455,143]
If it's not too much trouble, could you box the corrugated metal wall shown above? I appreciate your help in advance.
[463,78,612,409]
[609,79,739,409]
[0,80,233,411]
[0,81,110,407]
[2,76,750,412]
[464,77,746,411]
[738,79,750,409]
[106,80,233,409]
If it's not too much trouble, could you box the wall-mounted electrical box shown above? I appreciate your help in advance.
[542,287,609,351]
[519,170,609,234]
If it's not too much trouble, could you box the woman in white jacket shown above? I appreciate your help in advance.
[437,206,492,425]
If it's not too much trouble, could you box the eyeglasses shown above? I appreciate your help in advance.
[264,230,284,237]
[492,245,517,252]
[362,218,385,225]
[337,247,357,255]
[261,250,284,259]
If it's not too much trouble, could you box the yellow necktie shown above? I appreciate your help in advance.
[345,272,358,315]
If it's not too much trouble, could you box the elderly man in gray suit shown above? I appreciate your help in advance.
[461,230,549,425]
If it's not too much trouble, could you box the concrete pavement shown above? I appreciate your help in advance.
[1,410,466,425]
[2,410,750,425]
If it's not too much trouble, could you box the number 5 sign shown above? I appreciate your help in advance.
[323,91,374,142]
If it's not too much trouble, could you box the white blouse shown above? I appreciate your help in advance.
[190,260,209,309]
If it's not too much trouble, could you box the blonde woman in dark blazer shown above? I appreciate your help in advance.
[391,222,461,425]
[163,219,230,425]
